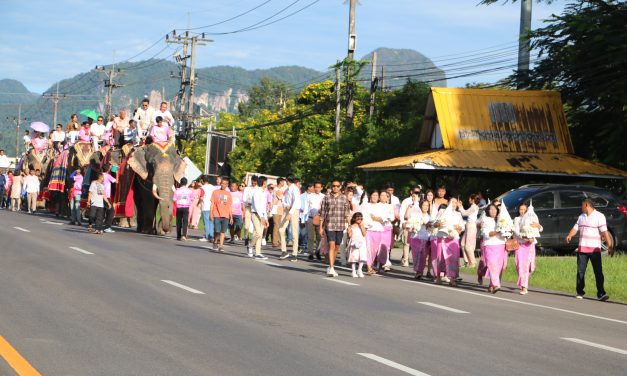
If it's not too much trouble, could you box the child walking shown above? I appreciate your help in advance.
[347,212,368,278]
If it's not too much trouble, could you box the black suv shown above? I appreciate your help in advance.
[495,185,627,252]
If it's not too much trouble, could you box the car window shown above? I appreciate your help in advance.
[586,192,609,207]
[559,191,586,208]
[498,188,538,209]
[529,192,554,210]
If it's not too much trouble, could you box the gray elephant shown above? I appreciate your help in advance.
[128,142,186,235]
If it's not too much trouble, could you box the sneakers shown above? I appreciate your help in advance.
[441,276,451,283]
[247,247,254,258]
[575,295,584,299]
[218,247,225,253]
[103,228,115,233]
[326,267,339,277]
[198,238,208,242]
[598,294,609,302]
[255,254,268,260]
[357,270,365,278]
[279,252,290,260]
[351,271,358,278]
[289,255,298,262]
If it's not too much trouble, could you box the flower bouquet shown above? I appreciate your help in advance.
[495,203,514,237]
[520,225,541,239]
[405,217,423,233]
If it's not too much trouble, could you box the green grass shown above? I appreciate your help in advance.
[463,254,627,302]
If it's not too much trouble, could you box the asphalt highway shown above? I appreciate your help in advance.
[0,210,625,375]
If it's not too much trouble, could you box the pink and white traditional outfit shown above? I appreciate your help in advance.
[459,203,479,266]
[78,125,91,142]
[378,202,395,269]
[434,204,464,281]
[347,224,368,265]
[513,205,542,291]
[408,209,430,277]
[150,124,174,143]
[188,186,203,228]
[362,202,385,269]
[481,216,506,289]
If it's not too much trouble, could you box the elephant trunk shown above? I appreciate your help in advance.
[154,174,174,234]
[152,184,163,200]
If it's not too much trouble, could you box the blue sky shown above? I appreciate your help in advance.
[0,0,566,93]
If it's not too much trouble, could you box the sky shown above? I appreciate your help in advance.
[0,0,567,94]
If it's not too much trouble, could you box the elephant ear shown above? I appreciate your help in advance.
[173,155,187,183]
[128,146,149,180]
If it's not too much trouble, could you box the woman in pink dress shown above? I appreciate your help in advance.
[377,191,396,272]
[407,199,430,279]
[513,203,543,295]
[481,203,506,293]
[362,191,383,275]
[188,181,202,229]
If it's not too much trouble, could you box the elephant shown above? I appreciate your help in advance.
[127,142,186,235]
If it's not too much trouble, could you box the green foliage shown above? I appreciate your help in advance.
[237,78,292,118]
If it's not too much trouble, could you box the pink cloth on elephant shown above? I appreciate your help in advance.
[366,230,383,266]
[410,237,429,275]
[515,240,536,288]
[442,237,461,279]
[484,244,505,288]
[431,238,446,277]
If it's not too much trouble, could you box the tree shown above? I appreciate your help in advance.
[236,77,292,118]
[519,0,626,169]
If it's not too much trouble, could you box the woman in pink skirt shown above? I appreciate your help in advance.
[188,181,202,229]
[362,191,383,275]
[513,203,543,295]
[407,199,431,279]
[430,203,447,283]
[424,190,435,279]
[377,191,396,272]
[435,198,465,287]
[480,204,506,293]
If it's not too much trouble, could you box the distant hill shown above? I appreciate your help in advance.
[0,47,446,155]
[360,48,447,88]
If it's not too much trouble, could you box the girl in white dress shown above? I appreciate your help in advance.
[347,212,368,278]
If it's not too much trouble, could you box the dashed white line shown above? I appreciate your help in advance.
[561,338,627,355]
[42,220,64,225]
[400,279,627,325]
[69,246,94,255]
[161,280,205,294]
[418,301,469,314]
[323,278,358,286]
[255,260,283,267]
[357,353,431,376]
[13,227,30,232]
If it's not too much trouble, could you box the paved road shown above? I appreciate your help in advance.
[0,210,625,376]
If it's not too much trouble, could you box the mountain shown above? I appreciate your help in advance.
[0,47,446,155]
[360,47,447,88]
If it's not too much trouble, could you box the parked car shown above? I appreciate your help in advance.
[495,184,627,253]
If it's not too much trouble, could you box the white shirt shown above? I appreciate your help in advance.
[283,184,301,214]
[67,130,79,144]
[252,186,268,219]
[134,106,156,133]
[307,192,324,217]
[400,196,419,225]
[153,110,175,127]
[243,185,256,206]
[481,217,506,245]
[51,130,66,142]
[573,210,607,250]
[90,123,106,139]
[459,203,479,222]
[200,183,216,211]
[0,155,9,168]
[363,202,394,232]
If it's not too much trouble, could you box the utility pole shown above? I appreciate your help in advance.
[517,0,532,87]
[96,59,124,119]
[6,104,26,157]
[380,65,385,91]
[167,30,212,145]
[335,62,341,142]
[369,51,377,119]
[42,82,68,127]
[204,115,213,174]
[345,0,357,129]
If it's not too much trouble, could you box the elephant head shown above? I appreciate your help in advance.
[128,142,186,234]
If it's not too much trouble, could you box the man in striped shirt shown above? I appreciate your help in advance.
[566,198,614,301]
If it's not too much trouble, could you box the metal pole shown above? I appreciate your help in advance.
[204,117,213,174]
[15,104,21,157]
[53,82,59,127]
[369,51,377,119]
[518,0,532,87]
[345,0,357,129]
[335,63,341,142]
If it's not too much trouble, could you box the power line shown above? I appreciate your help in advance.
[184,0,275,31]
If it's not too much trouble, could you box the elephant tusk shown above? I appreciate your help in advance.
[152,184,163,201]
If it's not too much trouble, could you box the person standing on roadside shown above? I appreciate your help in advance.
[306,181,325,260]
[229,181,244,243]
[566,198,614,301]
[87,173,110,235]
[210,177,232,252]
[271,178,286,248]
[198,175,215,243]
[69,169,83,225]
[249,176,269,259]
[23,169,40,214]
[102,166,117,233]
[242,175,258,247]
[319,179,351,277]
[279,175,301,261]
[10,171,23,211]
[173,177,194,241]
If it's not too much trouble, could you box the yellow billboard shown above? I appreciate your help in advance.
[428,87,574,154]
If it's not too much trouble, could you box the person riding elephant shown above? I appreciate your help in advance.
[128,141,186,235]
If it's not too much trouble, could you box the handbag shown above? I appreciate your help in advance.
[505,238,520,252]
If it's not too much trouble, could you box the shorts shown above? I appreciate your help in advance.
[232,215,243,229]
[213,217,229,233]
[325,229,344,245]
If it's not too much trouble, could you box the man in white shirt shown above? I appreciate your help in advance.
[0,149,9,170]
[133,98,156,140]
[90,116,106,151]
[566,198,614,301]
[306,181,325,260]
[250,176,269,260]
[153,101,175,129]
[198,175,216,242]
[279,175,301,261]
[399,186,422,267]
[242,175,258,247]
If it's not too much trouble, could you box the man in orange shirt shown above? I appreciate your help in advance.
[210,177,233,252]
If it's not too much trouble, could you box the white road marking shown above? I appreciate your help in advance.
[69,246,94,255]
[161,280,205,295]
[357,353,431,376]
[42,220,63,225]
[13,227,30,232]
[561,338,627,355]
[255,260,283,267]
[400,280,627,325]
[418,301,469,314]
[323,278,358,286]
